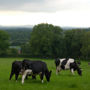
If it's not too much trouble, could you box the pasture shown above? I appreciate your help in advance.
[0,58,90,90]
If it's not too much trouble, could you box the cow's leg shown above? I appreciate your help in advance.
[56,66,61,75]
[9,72,14,80]
[22,69,32,84]
[15,73,19,81]
[40,73,44,83]
[70,68,74,75]
[56,66,59,75]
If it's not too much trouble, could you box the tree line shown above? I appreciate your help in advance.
[0,23,90,60]
[5,28,32,46]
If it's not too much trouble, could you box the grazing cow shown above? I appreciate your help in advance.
[9,61,23,81]
[22,59,52,84]
[55,58,82,76]
[9,60,35,81]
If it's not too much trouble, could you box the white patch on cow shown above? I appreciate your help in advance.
[71,69,74,75]
[65,58,74,69]
[59,58,66,65]
[22,69,32,84]
[68,58,74,63]
[42,80,44,83]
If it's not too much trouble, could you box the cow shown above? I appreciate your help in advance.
[55,58,82,76]
[21,59,52,84]
[9,60,36,81]
[9,61,23,81]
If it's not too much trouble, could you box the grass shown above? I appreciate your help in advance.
[0,58,90,90]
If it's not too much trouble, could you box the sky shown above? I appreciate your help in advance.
[0,0,90,27]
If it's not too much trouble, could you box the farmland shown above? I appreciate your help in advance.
[0,58,90,90]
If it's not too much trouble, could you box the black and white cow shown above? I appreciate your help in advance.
[9,60,36,81]
[9,61,23,81]
[21,59,52,84]
[55,58,82,76]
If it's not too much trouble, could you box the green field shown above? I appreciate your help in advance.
[0,58,90,90]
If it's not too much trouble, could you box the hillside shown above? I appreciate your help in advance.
[4,28,33,46]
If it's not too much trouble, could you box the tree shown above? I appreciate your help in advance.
[81,31,90,59]
[29,23,63,58]
[7,48,18,57]
[64,29,84,58]
[0,30,10,56]
[21,43,31,56]
[0,30,9,55]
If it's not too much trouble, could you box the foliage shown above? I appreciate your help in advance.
[21,43,31,56]
[0,24,90,59]
[5,28,32,46]
[20,24,90,59]
[7,48,18,57]
[29,23,63,58]
[81,31,90,59]
[64,29,85,58]
[0,30,10,56]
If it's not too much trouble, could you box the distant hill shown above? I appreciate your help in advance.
[0,25,33,30]
[0,26,33,46]
[0,25,89,31]
[62,26,90,30]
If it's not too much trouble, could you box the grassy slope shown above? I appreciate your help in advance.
[0,58,90,90]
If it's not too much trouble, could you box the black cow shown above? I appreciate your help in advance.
[9,60,36,81]
[9,61,22,81]
[55,58,82,76]
[22,59,52,84]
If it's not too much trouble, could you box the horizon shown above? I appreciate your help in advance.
[0,0,90,28]
[0,24,90,29]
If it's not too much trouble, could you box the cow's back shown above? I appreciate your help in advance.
[12,61,22,73]
[62,58,75,69]
[31,61,47,74]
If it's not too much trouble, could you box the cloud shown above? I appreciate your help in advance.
[0,0,90,12]
[0,0,45,11]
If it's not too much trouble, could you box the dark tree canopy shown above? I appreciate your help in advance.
[64,29,85,58]
[0,30,10,56]
[81,31,90,59]
[5,28,32,46]
[1,23,90,60]
[29,23,63,58]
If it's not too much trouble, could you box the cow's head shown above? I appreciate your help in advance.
[77,68,82,76]
[45,70,52,82]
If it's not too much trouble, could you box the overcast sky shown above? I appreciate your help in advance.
[0,0,90,27]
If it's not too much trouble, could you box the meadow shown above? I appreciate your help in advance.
[0,58,90,90]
